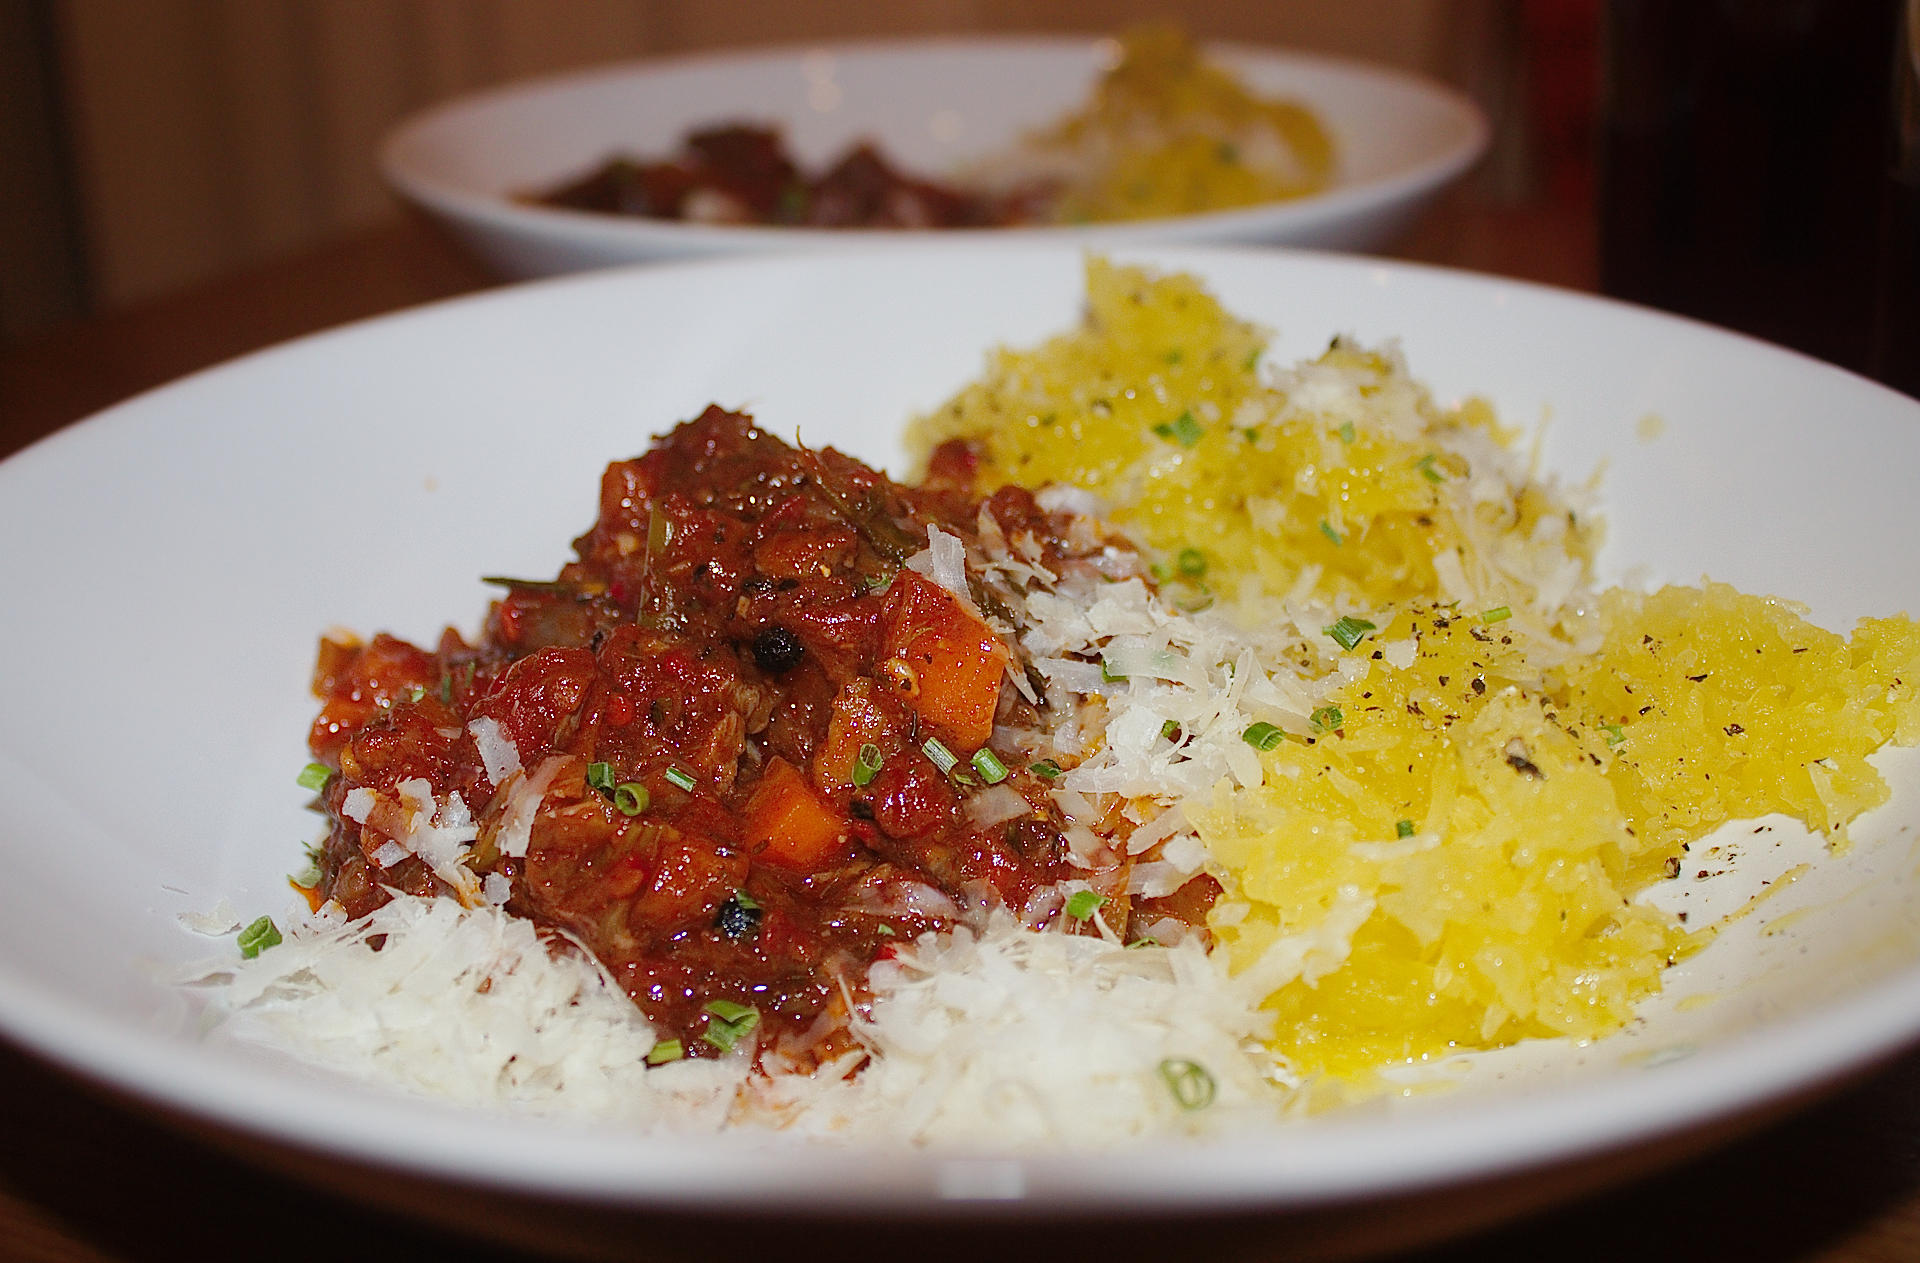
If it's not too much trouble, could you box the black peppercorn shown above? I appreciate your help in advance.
[751,625,806,674]
[715,894,762,940]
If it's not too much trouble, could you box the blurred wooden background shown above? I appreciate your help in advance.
[1,0,1593,337]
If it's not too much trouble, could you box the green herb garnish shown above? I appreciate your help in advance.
[1065,890,1106,921]
[1157,1058,1217,1110]
[922,737,959,776]
[1324,616,1377,651]
[479,575,576,593]
[1242,722,1285,751]
[1151,411,1204,447]
[701,1000,761,1053]
[237,916,281,959]
[971,748,1009,785]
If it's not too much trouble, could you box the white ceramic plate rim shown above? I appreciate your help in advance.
[378,35,1490,253]
[2,244,1918,1216]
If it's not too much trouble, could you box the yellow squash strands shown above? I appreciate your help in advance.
[1009,25,1334,223]
[912,258,1599,621]
[911,258,1920,1086]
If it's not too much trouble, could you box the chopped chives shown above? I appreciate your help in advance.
[1160,719,1180,741]
[1481,606,1513,624]
[701,1000,760,1053]
[1157,1058,1217,1110]
[1336,421,1357,444]
[1065,890,1106,921]
[731,889,761,911]
[1324,616,1377,650]
[295,762,332,791]
[405,684,426,703]
[585,761,617,793]
[1151,411,1204,447]
[237,915,281,959]
[1415,453,1445,483]
[853,743,884,786]
[645,1039,684,1066]
[922,737,959,775]
[1242,721,1285,751]
[289,855,322,890]
[1030,759,1062,780]
[1176,547,1207,578]
[971,748,1009,784]
[1310,705,1344,733]
[1319,520,1344,546]
[612,782,650,816]
[1602,723,1627,747]
[1396,819,1416,838]
[663,766,698,793]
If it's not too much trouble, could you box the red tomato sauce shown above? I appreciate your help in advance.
[306,407,1118,1060]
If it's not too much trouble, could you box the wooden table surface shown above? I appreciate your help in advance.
[4,202,1920,1263]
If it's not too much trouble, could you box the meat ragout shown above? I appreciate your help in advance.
[304,407,1207,1062]
[534,124,1047,229]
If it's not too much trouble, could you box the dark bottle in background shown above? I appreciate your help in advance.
[1598,0,1900,380]
[1873,0,1919,394]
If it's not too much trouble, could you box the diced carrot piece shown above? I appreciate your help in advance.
[879,570,1010,751]
[743,757,850,871]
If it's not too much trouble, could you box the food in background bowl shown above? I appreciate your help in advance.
[530,27,1334,229]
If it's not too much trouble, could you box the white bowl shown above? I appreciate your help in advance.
[379,37,1490,278]
[3,245,1918,1243]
